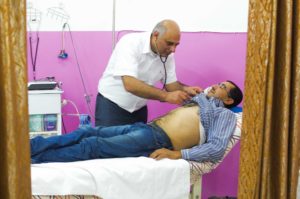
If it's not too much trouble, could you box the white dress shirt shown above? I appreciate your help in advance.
[98,32,177,113]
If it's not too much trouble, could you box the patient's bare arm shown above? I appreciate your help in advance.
[150,148,182,160]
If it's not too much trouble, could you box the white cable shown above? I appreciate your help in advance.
[62,99,80,123]
[63,23,95,119]
[112,0,116,50]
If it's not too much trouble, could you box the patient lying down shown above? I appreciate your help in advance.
[31,80,243,164]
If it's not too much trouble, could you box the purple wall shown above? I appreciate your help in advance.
[27,31,247,198]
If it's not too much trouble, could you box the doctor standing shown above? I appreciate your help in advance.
[95,19,202,126]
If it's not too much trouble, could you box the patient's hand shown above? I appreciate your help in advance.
[150,148,182,160]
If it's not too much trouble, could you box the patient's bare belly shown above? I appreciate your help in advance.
[152,104,200,150]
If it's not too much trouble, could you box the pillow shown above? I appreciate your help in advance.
[230,106,243,113]
[189,112,242,184]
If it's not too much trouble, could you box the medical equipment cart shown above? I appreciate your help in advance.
[28,89,63,138]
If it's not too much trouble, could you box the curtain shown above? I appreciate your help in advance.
[238,0,300,198]
[0,0,31,198]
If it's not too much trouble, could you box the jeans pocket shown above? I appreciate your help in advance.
[152,129,171,149]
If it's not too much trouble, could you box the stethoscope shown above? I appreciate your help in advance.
[29,34,39,81]
[28,23,40,81]
[154,40,168,90]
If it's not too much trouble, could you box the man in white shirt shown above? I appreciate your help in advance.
[96,19,201,126]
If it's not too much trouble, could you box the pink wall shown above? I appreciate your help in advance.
[27,31,247,198]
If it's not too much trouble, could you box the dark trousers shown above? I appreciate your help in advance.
[95,93,148,126]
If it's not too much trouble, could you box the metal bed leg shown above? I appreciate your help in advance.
[190,176,202,199]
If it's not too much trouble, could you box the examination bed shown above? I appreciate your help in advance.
[31,112,242,199]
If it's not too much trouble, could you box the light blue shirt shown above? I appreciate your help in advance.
[181,93,237,163]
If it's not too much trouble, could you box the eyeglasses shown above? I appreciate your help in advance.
[218,83,231,98]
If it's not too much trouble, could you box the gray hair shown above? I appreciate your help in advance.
[152,21,167,37]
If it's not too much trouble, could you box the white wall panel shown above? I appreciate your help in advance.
[115,0,249,32]
[27,0,113,31]
[26,0,248,32]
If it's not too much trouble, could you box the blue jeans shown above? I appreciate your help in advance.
[31,123,172,163]
[95,93,148,126]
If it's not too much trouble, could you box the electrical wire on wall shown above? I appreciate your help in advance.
[59,23,94,119]
[58,23,68,59]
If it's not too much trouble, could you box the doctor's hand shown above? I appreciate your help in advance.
[164,90,191,105]
[150,148,182,160]
[183,86,203,96]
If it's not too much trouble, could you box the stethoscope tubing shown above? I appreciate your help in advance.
[159,55,168,90]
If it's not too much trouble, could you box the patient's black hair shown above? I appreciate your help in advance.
[225,80,243,108]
